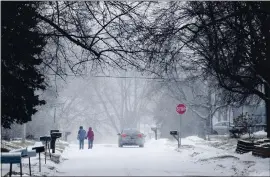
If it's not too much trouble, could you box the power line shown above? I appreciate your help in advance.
[93,75,163,80]
[91,75,184,82]
[48,73,184,81]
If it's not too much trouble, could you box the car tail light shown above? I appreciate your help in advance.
[138,134,142,138]
[121,134,127,137]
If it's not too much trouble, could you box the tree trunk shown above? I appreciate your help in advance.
[22,123,26,143]
[224,106,228,121]
[265,84,270,138]
[217,111,221,122]
[261,1,270,138]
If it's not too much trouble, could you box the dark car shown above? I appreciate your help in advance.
[117,128,145,148]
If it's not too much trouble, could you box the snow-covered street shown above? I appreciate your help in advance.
[52,137,269,176]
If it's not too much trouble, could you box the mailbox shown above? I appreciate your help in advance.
[1,152,22,164]
[40,136,52,142]
[1,152,22,177]
[32,146,45,153]
[50,129,59,134]
[51,132,62,138]
[170,131,178,136]
[26,150,36,157]
[64,131,71,141]
[50,130,62,153]
[10,148,28,157]
[151,127,157,131]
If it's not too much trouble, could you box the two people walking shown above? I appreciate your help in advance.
[77,126,95,150]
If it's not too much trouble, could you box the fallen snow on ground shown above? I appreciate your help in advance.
[2,137,268,176]
[241,130,267,139]
[254,130,267,136]
[49,136,270,176]
[1,140,69,177]
[173,136,270,176]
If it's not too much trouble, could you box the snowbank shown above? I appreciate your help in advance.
[254,130,267,137]
[184,136,205,142]
[241,130,267,139]
[144,136,269,176]
[1,139,70,176]
[146,138,176,149]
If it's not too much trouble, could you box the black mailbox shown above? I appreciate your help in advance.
[51,132,62,138]
[151,127,157,131]
[32,146,45,153]
[50,130,62,153]
[50,130,59,134]
[40,136,52,142]
[170,131,178,136]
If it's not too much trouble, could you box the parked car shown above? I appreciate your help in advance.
[117,128,145,148]
[212,121,235,135]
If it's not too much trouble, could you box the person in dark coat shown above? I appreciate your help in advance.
[87,127,94,149]
[77,126,86,149]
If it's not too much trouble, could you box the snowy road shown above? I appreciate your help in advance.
[53,138,270,176]
[56,143,215,176]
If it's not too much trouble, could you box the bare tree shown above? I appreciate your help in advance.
[131,1,270,137]
[36,1,152,77]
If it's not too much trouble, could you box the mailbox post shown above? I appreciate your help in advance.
[151,127,158,140]
[50,130,62,153]
[40,136,52,164]
[170,130,179,142]
[32,146,45,172]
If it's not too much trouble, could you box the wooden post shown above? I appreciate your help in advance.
[45,141,47,164]
[28,157,31,176]
[20,162,22,177]
[48,143,51,159]
[9,163,12,177]
[39,153,41,172]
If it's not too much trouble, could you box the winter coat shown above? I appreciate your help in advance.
[78,129,86,140]
[87,128,94,140]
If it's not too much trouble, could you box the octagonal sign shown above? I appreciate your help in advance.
[176,104,186,114]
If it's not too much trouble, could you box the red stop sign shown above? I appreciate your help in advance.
[176,104,186,114]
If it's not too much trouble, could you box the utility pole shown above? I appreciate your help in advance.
[22,123,26,143]
[54,107,57,129]
[134,71,138,129]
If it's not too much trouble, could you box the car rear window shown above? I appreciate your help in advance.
[122,129,140,134]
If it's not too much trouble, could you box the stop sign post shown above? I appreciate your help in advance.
[176,104,186,148]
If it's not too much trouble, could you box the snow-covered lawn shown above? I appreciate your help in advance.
[1,140,69,177]
[2,137,269,176]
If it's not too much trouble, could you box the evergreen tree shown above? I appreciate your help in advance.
[1,2,46,128]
